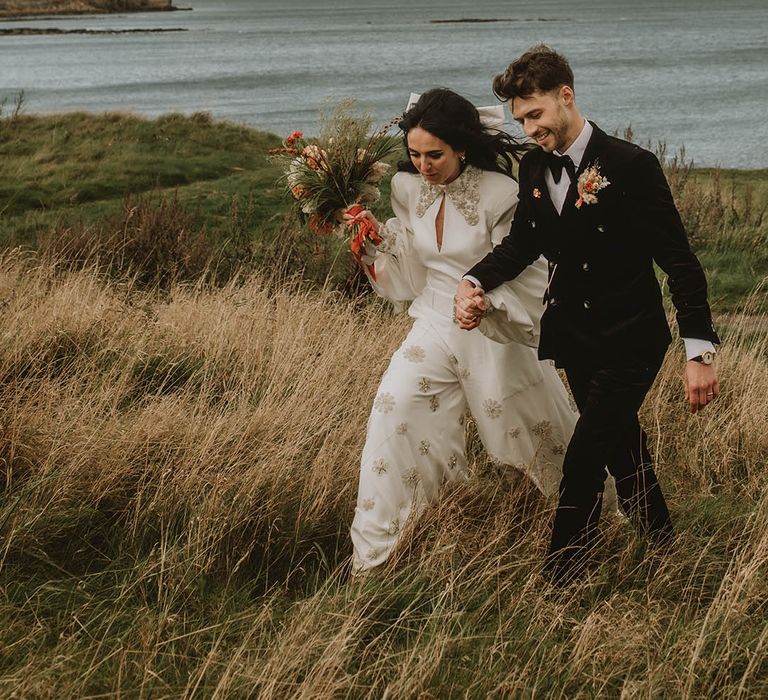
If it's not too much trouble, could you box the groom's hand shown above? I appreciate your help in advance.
[684,361,719,413]
[454,279,485,330]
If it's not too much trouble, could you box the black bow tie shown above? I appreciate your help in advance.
[547,153,576,184]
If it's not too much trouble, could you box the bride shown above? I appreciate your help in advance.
[347,89,616,573]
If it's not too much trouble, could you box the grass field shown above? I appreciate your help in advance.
[0,109,766,697]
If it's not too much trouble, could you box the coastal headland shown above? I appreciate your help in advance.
[0,0,176,18]
[0,110,765,307]
[0,108,766,697]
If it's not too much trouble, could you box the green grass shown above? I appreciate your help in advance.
[0,111,400,291]
[677,167,768,312]
[0,111,286,247]
[0,230,764,696]
[0,110,765,305]
[0,111,765,697]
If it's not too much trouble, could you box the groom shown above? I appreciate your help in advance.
[454,45,720,582]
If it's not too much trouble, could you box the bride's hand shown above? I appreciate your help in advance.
[343,208,381,234]
[454,280,486,330]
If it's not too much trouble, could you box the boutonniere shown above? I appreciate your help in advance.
[576,163,610,209]
[533,188,542,199]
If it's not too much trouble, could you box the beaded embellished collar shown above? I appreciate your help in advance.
[415,165,481,226]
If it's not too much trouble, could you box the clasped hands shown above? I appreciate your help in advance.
[455,280,719,415]
[454,278,486,331]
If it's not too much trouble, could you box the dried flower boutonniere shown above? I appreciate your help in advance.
[533,187,542,199]
[576,164,610,208]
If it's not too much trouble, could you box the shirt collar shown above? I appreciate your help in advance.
[555,119,592,170]
[416,164,482,226]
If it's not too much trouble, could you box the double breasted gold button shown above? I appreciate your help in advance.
[582,262,590,272]
[583,300,591,310]
[597,224,605,233]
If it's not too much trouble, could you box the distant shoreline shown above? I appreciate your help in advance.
[0,26,186,34]
[0,1,185,19]
[429,18,561,24]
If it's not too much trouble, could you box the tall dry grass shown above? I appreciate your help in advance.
[0,247,766,697]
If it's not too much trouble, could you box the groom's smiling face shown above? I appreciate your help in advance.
[510,87,575,153]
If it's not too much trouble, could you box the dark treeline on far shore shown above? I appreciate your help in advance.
[0,0,175,18]
[0,25,185,33]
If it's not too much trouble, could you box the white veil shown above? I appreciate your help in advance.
[405,92,506,132]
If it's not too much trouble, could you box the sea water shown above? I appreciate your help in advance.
[1,0,767,167]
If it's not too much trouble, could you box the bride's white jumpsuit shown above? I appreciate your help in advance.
[351,167,616,572]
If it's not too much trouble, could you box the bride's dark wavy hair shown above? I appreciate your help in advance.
[397,88,530,178]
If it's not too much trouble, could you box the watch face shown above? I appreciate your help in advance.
[702,351,715,365]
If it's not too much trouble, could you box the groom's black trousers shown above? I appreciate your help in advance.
[546,356,674,576]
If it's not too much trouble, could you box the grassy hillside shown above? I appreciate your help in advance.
[1,110,765,310]
[0,111,285,246]
[0,253,764,697]
[0,110,399,292]
[0,109,767,696]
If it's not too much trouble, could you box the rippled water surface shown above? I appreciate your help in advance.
[2,0,767,167]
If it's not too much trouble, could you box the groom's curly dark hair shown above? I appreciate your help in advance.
[493,44,574,101]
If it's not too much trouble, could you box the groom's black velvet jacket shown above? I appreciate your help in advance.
[467,122,720,367]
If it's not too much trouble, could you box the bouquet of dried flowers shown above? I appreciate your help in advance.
[269,100,400,275]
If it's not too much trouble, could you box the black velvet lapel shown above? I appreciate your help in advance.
[577,121,607,178]
[529,152,560,227]
[558,121,607,229]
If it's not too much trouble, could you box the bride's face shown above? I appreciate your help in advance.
[406,127,464,185]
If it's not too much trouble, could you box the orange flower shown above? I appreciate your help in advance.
[302,145,328,172]
[290,184,306,200]
[575,163,610,209]
[286,130,303,146]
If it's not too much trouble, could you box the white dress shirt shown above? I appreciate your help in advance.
[548,119,593,214]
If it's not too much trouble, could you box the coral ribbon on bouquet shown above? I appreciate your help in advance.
[347,204,382,281]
